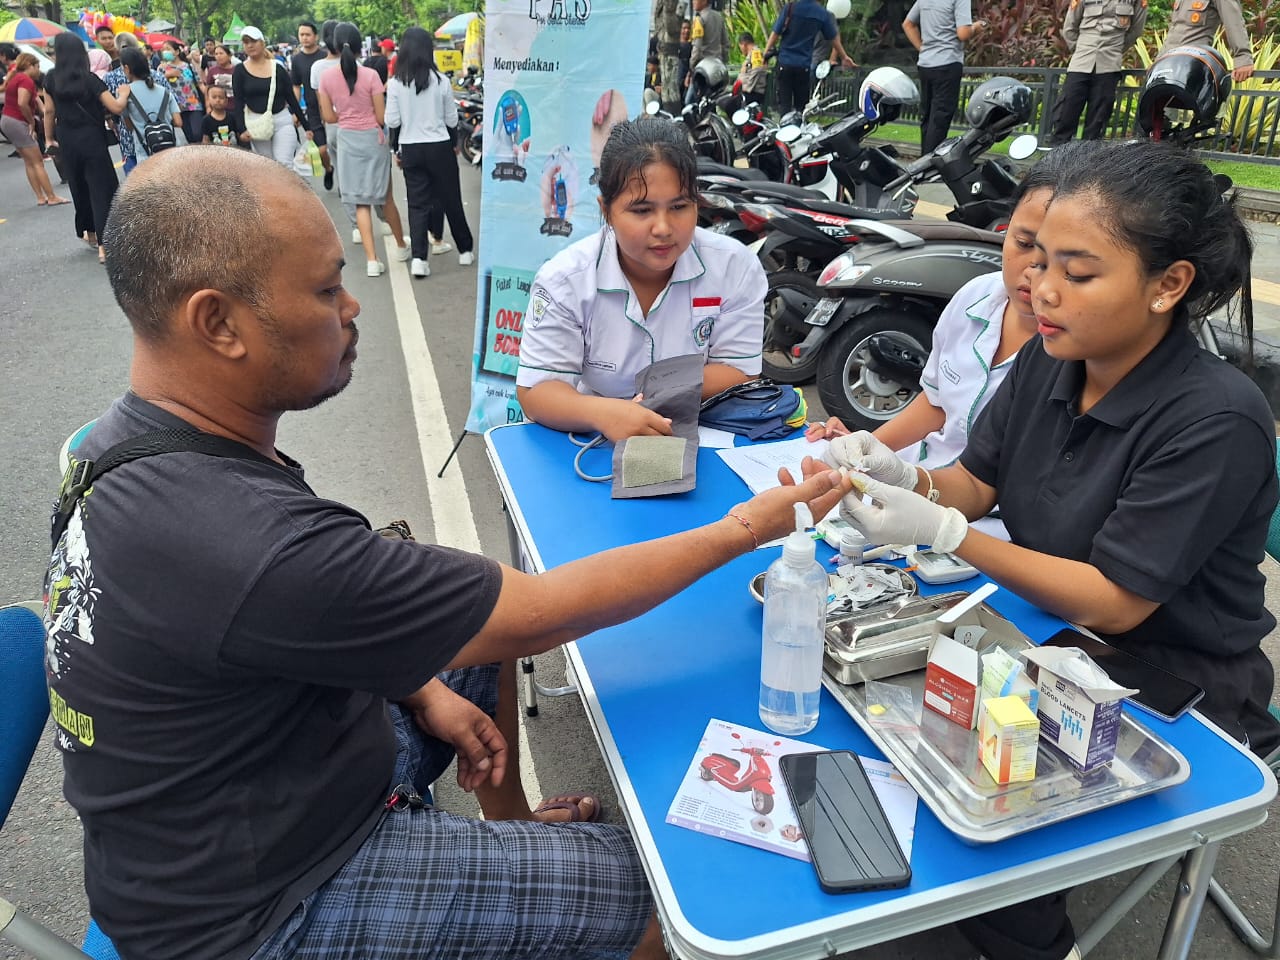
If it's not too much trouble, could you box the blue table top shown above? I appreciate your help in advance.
[488,423,1274,950]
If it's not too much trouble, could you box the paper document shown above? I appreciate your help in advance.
[666,718,918,862]
[697,426,737,449]
[716,436,829,495]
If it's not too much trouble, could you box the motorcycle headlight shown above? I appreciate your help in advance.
[817,255,871,288]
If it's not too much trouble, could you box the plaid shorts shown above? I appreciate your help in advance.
[249,666,653,960]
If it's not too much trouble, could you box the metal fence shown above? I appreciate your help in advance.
[777,66,1280,164]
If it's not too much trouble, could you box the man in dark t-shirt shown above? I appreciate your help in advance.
[46,147,849,960]
[289,20,332,186]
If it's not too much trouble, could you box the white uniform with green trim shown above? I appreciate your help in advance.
[898,271,1016,469]
[516,226,767,399]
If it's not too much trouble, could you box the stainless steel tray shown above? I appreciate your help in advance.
[749,563,917,615]
[822,591,984,684]
[823,628,1191,843]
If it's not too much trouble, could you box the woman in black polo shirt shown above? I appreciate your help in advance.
[826,138,1277,960]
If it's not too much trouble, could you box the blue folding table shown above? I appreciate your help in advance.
[485,422,1276,960]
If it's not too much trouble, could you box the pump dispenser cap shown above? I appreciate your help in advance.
[782,503,816,566]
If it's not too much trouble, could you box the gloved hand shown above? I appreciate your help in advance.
[822,431,918,490]
[842,476,968,554]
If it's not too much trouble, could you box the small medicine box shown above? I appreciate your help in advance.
[1023,647,1134,772]
[924,633,980,729]
[978,695,1040,784]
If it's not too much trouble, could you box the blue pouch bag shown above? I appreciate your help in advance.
[699,379,806,441]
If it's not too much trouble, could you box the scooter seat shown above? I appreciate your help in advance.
[696,159,770,181]
[792,198,899,220]
[881,220,1004,244]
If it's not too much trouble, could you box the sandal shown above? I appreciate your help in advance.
[533,793,605,823]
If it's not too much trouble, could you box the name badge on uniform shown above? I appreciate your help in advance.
[692,296,720,347]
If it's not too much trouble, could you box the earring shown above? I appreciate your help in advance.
[1152,298,1165,311]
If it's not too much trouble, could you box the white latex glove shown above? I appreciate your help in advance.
[842,476,968,554]
[822,431,918,490]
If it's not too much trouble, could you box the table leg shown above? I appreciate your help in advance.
[1157,840,1221,960]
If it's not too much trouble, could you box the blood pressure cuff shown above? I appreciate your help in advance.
[611,353,703,499]
[699,378,807,441]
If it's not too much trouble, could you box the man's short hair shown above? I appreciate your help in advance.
[298,20,317,32]
[103,149,310,341]
[738,32,754,44]
[95,24,114,36]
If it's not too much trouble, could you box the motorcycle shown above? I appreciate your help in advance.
[765,77,1038,419]
[698,732,781,815]
[452,66,484,166]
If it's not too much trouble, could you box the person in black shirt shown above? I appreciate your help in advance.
[290,20,332,187]
[823,138,1279,960]
[41,32,129,262]
[200,84,248,146]
[364,37,395,84]
[93,24,121,71]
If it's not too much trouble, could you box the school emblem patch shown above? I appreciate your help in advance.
[694,315,716,346]
[530,288,551,328]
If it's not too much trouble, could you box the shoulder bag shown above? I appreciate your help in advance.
[244,64,277,141]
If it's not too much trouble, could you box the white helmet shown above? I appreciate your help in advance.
[858,67,918,123]
[827,0,851,18]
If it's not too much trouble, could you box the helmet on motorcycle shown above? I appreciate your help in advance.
[858,67,918,124]
[964,76,1033,133]
[827,0,852,18]
[692,56,729,93]
[1136,45,1231,140]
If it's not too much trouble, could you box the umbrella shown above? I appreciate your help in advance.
[435,11,478,39]
[145,18,176,32]
[0,17,68,44]
[143,32,183,49]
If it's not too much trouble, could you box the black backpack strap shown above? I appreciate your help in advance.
[51,427,280,550]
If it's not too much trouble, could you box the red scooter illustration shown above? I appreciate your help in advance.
[698,732,781,815]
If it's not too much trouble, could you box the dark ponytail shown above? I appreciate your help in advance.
[1052,139,1253,343]
[334,22,361,94]
[120,47,155,88]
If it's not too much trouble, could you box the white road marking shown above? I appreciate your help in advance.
[384,240,544,807]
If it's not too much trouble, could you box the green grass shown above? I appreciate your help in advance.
[862,121,1280,190]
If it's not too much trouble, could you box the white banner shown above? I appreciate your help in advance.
[465,0,648,433]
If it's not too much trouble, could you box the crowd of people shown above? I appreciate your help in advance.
[0,19,474,279]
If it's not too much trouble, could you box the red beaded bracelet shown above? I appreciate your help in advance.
[725,512,760,550]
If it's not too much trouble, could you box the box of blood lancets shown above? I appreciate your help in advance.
[1023,646,1136,772]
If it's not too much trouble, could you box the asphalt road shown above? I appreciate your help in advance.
[2,147,1279,960]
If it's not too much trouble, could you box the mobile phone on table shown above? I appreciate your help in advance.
[778,750,911,894]
[1040,628,1205,722]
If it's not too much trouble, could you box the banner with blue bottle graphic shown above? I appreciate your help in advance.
[464,0,648,433]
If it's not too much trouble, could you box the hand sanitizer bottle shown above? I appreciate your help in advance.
[759,503,827,735]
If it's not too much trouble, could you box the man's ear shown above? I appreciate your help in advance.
[183,288,250,359]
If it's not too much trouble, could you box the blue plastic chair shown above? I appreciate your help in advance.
[0,602,119,960]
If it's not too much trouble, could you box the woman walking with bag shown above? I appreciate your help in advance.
[385,26,475,278]
[233,25,307,165]
[121,46,181,160]
[319,21,409,277]
[41,32,129,263]
[1,52,68,206]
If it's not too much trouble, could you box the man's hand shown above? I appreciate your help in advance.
[839,54,855,67]
[401,679,508,792]
[842,476,968,552]
[598,395,674,441]
[823,431,917,489]
[1233,64,1254,82]
[744,457,853,543]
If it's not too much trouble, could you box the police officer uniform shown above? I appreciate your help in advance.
[1050,0,1147,143]
[690,0,729,77]
[1160,0,1254,72]
[516,226,766,400]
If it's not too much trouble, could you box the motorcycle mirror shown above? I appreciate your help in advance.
[1007,134,1038,161]
[776,124,801,143]
[644,100,661,116]
[732,108,749,125]
[815,61,831,80]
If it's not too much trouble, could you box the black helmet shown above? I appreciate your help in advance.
[1136,45,1231,140]
[964,76,1033,133]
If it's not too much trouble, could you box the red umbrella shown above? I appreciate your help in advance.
[143,32,184,50]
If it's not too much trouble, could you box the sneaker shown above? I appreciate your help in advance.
[380,221,393,236]
[366,260,386,277]
[351,227,362,244]
[458,251,475,266]
[390,244,411,262]
[430,239,453,255]
[323,169,334,191]
[410,258,430,278]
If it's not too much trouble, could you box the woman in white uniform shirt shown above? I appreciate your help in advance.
[516,117,768,441]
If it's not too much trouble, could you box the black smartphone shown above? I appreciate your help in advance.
[779,750,911,894]
[1040,628,1205,722]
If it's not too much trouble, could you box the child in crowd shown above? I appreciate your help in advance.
[201,85,248,147]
